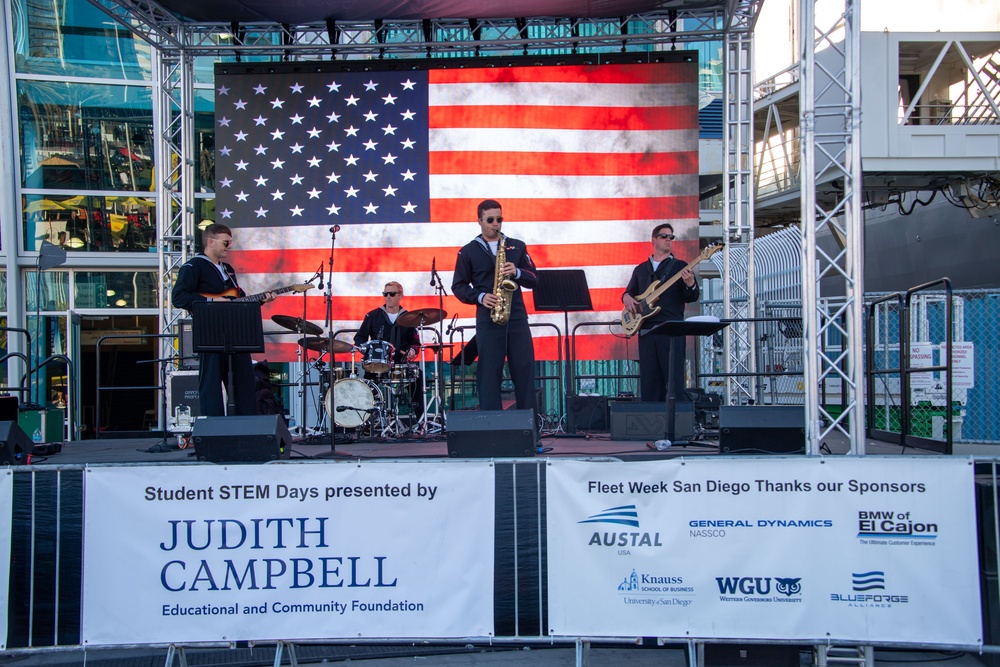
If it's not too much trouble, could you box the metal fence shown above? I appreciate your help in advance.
[5,458,1000,667]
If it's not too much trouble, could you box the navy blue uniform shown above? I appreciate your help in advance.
[453,236,538,411]
[354,307,423,417]
[171,256,256,417]
[624,257,700,403]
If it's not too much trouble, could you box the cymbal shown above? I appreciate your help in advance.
[397,308,447,328]
[272,314,323,336]
[298,337,329,352]
[298,337,355,353]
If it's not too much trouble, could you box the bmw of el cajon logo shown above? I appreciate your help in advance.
[578,505,662,554]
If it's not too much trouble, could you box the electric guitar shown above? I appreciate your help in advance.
[199,283,313,302]
[621,242,723,337]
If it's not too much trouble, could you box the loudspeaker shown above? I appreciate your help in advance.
[610,401,695,441]
[0,421,32,464]
[703,643,802,667]
[447,410,536,458]
[719,406,805,454]
[566,394,608,433]
[192,415,291,463]
[176,319,199,370]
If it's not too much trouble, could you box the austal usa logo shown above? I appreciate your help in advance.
[715,576,803,603]
[830,570,909,607]
[578,505,662,552]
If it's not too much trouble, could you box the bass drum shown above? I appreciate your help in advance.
[325,378,383,428]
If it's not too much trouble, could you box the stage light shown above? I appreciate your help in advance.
[115,298,127,307]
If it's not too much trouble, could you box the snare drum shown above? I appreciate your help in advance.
[390,363,421,385]
[360,340,394,374]
[325,378,383,428]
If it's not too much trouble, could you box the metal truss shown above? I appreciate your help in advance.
[87,1,734,57]
[800,0,865,455]
[721,2,759,405]
[152,47,195,369]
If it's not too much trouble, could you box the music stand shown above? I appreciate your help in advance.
[192,301,265,414]
[647,318,729,445]
[532,270,593,397]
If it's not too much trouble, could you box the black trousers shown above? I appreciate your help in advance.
[637,333,686,404]
[198,352,256,417]
[475,318,536,412]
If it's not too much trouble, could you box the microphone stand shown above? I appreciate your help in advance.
[427,260,449,431]
[319,225,346,456]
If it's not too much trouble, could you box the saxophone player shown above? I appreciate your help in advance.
[452,199,539,412]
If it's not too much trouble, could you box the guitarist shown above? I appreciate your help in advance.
[171,223,275,417]
[622,223,700,403]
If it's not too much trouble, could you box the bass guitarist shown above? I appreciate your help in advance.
[172,223,276,416]
[622,223,700,403]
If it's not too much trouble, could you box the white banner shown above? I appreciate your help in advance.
[82,462,495,645]
[0,470,12,650]
[547,457,981,645]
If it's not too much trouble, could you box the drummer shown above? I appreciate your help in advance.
[354,281,423,417]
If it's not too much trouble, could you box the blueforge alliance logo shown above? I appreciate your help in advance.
[830,570,909,607]
[618,569,694,607]
[715,576,803,603]
[579,505,662,554]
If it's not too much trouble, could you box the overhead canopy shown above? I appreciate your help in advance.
[149,0,720,24]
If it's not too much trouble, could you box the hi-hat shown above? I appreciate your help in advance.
[397,308,447,328]
[272,314,323,336]
[298,337,354,353]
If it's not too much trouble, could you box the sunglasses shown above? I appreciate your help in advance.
[382,291,399,297]
[483,216,503,224]
[656,234,676,240]
[211,238,232,247]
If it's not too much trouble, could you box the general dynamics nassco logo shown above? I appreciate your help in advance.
[578,505,662,554]
[715,576,803,603]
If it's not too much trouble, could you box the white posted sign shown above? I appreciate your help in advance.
[83,462,495,645]
[547,457,980,645]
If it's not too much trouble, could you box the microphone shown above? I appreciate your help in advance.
[330,225,341,233]
[446,313,458,336]
[317,263,324,289]
[430,256,436,286]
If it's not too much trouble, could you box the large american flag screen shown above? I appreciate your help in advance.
[214,56,699,362]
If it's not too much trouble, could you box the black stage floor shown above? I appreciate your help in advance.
[24,427,939,466]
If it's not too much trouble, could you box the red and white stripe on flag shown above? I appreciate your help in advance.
[221,61,699,363]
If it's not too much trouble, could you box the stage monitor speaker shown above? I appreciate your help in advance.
[719,405,805,454]
[0,420,32,464]
[566,394,609,433]
[447,410,536,458]
[703,643,803,667]
[192,415,291,463]
[610,401,694,441]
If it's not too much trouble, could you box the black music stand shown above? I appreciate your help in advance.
[648,318,729,445]
[532,270,593,397]
[192,301,265,414]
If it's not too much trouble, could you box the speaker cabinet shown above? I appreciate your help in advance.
[703,643,802,667]
[719,406,805,454]
[447,410,536,458]
[609,401,694,441]
[0,421,32,464]
[566,394,609,433]
[192,415,291,463]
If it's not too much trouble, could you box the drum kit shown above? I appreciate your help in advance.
[271,308,450,440]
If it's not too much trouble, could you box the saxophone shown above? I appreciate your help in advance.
[491,234,518,324]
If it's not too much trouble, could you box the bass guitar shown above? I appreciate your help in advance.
[199,283,313,302]
[621,242,723,337]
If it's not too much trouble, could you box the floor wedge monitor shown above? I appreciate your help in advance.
[447,409,536,458]
[719,405,805,454]
[192,415,292,463]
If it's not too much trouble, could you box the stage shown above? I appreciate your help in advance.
[23,426,938,466]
